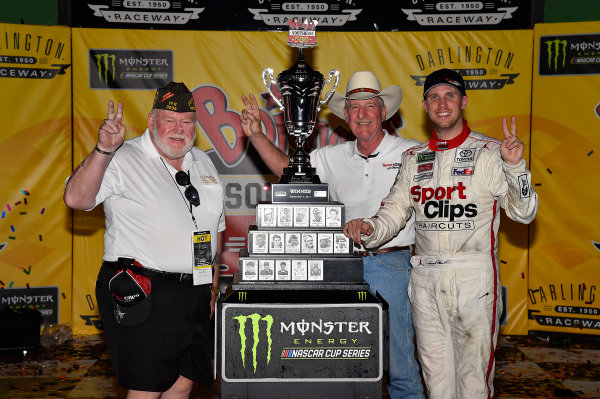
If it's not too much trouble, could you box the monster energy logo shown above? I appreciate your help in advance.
[238,291,247,301]
[358,291,367,301]
[233,313,273,372]
[544,39,567,72]
[94,53,116,84]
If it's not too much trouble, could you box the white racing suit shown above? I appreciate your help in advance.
[362,121,538,399]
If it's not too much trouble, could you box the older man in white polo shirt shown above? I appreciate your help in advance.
[64,82,224,398]
[240,71,424,399]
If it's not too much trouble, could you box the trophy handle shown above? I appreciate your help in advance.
[262,68,284,111]
[317,69,340,111]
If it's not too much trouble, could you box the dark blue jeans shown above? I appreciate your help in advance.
[363,249,424,399]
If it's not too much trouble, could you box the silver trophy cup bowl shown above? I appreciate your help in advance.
[262,49,339,183]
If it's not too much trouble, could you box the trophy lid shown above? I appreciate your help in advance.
[278,49,324,83]
[278,18,324,83]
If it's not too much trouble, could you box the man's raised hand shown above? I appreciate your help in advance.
[240,94,263,139]
[500,116,524,166]
[97,100,125,153]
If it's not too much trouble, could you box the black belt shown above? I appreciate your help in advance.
[103,261,193,283]
[356,245,411,257]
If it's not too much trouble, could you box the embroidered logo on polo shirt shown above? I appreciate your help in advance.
[200,175,218,184]
[382,162,401,170]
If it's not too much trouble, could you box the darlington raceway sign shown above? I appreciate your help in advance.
[221,303,382,382]
[71,0,533,31]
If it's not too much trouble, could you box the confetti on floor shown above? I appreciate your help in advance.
[0,334,597,398]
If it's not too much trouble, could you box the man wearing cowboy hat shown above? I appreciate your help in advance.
[241,71,424,399]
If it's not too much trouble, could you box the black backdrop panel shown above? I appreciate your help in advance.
[70,0,533,31]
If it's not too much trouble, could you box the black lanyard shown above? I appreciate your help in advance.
[160,157,199,230]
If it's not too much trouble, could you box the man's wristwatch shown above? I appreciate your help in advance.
[210,286,220,294]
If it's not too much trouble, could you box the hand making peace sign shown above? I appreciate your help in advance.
[500,116,524,166]
[97,100,126,154]
[240,94,263,139]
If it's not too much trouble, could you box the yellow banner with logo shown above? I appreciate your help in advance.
[12,23,594,336]
[0,23,72,327]
[529,21,600,335]
[69,28,534,334]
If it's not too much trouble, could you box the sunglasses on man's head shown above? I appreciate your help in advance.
[175,171,200,207]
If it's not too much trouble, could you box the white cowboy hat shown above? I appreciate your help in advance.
[327,70,403,121]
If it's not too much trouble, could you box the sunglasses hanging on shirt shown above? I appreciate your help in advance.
[160,158,200,230]
[175,171,200,207]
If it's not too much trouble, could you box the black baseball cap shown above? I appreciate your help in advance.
[152,82,196,113]
[109,259,152,326]
[423,69,467,98]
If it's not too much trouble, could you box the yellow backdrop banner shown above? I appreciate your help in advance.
[529,21,600,335]
[70,28,533,334]
[0,23,72,327]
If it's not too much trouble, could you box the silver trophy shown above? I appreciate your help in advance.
[262,20,339,184]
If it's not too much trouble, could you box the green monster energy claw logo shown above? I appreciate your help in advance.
[358,291,367,301]
[94,53,117,84]
[238,291,247,301]
[233,313,273,372]
[544,39,567,71]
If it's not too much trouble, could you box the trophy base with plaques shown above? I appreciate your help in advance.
[219,20,384,398]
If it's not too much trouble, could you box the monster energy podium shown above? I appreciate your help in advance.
[219,281,387,399]
[218,171,387,398]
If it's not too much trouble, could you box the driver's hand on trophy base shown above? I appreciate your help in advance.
[343,218,373,245]
[240,94,263,138]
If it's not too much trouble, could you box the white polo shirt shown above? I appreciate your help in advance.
[94,129,226,273]
[310,132,419,250]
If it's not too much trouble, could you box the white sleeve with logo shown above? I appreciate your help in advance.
[486,147,539,224]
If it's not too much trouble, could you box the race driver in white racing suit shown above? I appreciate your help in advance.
[343,68,539,399]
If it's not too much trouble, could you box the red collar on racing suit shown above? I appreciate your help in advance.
[428,119,471,151]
